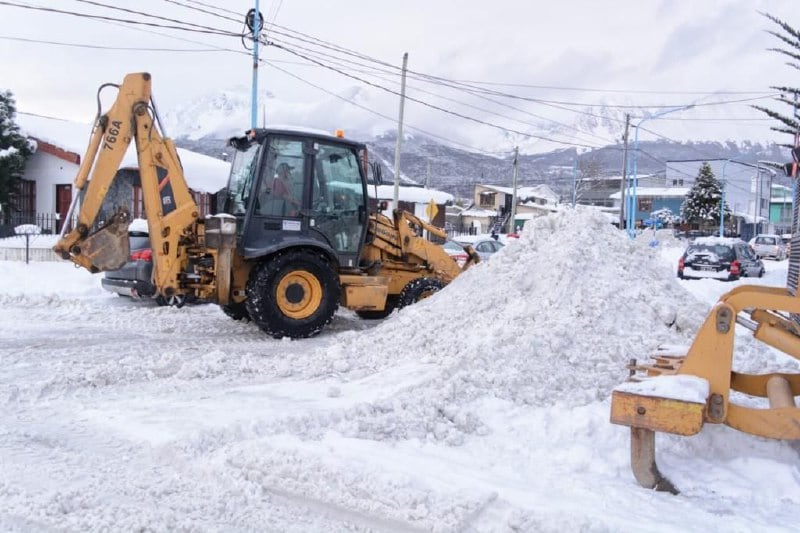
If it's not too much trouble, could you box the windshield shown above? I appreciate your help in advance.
[686,244,735,262]
[224,143,260,215]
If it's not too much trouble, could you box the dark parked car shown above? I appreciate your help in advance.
[677,237,764,281]
[101,221,187,306]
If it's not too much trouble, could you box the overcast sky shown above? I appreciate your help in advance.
[1,0,797,153]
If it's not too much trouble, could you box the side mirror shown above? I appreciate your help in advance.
[378,200,388,211]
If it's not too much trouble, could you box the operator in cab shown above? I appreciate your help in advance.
[272,162,300,216]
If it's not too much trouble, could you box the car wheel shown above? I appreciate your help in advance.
[355,296,399,320]
[245,249,340,339]
[759,268,765,278]
[397,278,445,309]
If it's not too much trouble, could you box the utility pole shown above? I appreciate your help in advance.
[754,162,760,235]
[571,158,578,207]
[393,52,409,209]
[508,146,519,234]
[618,113,630,229]
[425,159,431,189]
[246,3,264,130]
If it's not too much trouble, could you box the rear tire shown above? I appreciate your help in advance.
[355,296,399,320]
[245,249,340,339]
[758,268,765,278]
[222,301,250,322]
[397,278,445,310]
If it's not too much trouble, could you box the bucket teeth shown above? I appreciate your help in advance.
[630,427,679,495]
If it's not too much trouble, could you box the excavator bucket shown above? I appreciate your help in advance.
[78,206,132,271]
[611,286,800,493]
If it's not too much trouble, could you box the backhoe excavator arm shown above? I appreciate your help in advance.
[53,72,199,299]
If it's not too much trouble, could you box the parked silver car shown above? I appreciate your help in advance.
[751,234,787,260]
[453,236,505,261]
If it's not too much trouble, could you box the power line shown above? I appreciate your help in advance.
[262,58,513,156]
[0,34,225,51]
[0,0,239,36]
[3,1,780,157]
[269,42,603,149]
[155,0,780,140]
[438,79,779,96]
[261,37,618,147]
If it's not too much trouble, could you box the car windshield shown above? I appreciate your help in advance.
[443,241,463,251]
[686,244,735,262]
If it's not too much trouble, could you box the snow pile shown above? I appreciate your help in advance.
[13,224,40,235]
[299,208,712,443]
[0,260,104,304]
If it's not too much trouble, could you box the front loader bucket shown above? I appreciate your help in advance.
[78,206,132,271]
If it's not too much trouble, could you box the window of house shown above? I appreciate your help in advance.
[14,179,35,214]
[638,198,653,211]
[479,192,495,207]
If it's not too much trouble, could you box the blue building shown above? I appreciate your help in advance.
[610,187,689,227]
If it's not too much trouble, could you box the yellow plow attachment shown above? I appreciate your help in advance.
[610,284,800,494]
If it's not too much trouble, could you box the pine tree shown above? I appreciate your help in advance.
[752,14,799,156]
[680,162,731,227]
[0,90,33,223]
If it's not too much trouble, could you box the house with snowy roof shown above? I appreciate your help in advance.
[368,184,454,230]
[459,183,559,234]
[6,113,230,236]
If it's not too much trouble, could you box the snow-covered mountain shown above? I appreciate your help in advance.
[166,88,791,201]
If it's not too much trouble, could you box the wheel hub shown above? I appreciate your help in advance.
[276,270,322,319]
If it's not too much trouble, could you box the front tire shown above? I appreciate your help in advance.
[245,249,340,339]
[397,278,445,310]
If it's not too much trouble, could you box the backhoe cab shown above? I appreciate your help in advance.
[54,72,478,339]
[221,127,480,337]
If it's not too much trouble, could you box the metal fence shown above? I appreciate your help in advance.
[0,212,63,238]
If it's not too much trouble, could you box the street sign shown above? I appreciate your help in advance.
[425,199,438,221]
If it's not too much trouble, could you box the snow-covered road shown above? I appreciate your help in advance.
[2,211,800,532]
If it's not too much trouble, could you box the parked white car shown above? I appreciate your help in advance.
[750,234,787,260]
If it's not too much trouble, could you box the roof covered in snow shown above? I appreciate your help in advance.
[17,113,230,194]
[370,184,453,204]
[478,183,559,202]
[610,187,689,199]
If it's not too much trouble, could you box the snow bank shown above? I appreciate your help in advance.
[295,208,712,443]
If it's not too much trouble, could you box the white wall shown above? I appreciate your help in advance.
[24,151,78,214]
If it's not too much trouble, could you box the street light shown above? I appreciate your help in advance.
[627,104,695,238]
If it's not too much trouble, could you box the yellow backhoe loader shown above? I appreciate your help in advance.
[54,72,479,338]
[611,239,800,493]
